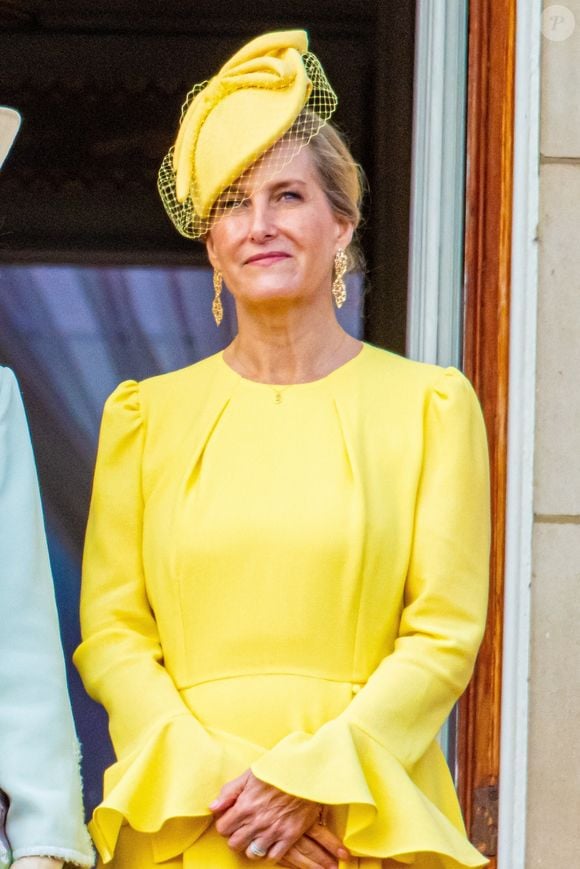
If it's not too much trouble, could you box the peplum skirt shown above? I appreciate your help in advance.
[91,674,487,869]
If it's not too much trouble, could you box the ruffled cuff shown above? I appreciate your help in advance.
[91,714,261,865]
[93,713,488,868]
[251,720,488,868]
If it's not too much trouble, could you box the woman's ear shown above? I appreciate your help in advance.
[205,233,220,271]
[336,219,354,252]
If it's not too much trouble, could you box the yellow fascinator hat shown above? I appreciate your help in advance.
[158,30,337,239]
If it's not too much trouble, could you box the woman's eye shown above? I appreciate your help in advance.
[217,192,247,210]
[279,190,302,202]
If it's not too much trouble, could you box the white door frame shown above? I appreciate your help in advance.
[406,2,541,866]
[406,0,468,764]
[406,1,468,369]
[498,1,541,866]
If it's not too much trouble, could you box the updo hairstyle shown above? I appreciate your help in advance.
[301,114,366,273]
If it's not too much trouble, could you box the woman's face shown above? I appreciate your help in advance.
[205,143,353,309]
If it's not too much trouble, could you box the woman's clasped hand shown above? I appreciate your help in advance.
[210,771,350,868]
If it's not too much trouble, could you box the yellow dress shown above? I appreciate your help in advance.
[74,343,490,869]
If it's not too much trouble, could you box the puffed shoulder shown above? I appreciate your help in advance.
[96,381,145,457]
[99,353,224,431]
[102,379,142,421]
[429,365,481,406]
[424,366,489,463]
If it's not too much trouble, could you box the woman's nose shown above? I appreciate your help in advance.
[247,200,276,242]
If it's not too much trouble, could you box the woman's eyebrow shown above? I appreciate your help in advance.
[269,178,308,190]
[218,178,308,201]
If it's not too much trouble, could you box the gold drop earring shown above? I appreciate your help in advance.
[212,269,224,326]
[332,248,348,308]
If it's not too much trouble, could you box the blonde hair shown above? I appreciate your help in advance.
[303,117,366,272]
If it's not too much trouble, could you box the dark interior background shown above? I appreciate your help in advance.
[0,0,415,349]
[0,0,416,817]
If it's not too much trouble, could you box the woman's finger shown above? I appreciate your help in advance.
[215,772,319,840]
[295,835,340,868]
[278,837,338,869]
[209,769,250,813]
[225,822,256,853]
[238,818,305,859]
[244,837,271,861]
[226,821,279,857]
[274,834,340,869]
[307,822,350,862]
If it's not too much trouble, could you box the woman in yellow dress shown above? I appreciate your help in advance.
[74,30,490,869]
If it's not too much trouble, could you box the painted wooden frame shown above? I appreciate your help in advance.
[457,1,517,864]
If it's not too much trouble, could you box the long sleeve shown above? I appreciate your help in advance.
[0,369,93,867]
[251,367,491,866]
[73,382,238,864]
[344,367,491,763]
[74,381,194,752]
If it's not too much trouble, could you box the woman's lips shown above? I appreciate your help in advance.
[244,252,290,265]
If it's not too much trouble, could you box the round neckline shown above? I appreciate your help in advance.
[219,341,367,390]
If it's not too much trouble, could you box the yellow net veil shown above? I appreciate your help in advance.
[157,42,338,240]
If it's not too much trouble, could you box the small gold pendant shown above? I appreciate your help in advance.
[274,391,283,404]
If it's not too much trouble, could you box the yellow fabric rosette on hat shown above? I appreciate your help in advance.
[174,30,311,214]
[158,30,337,238]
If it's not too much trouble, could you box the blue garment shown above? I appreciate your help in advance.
[0,368,93,866]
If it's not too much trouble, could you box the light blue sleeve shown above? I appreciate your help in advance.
[0,369,94,866]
